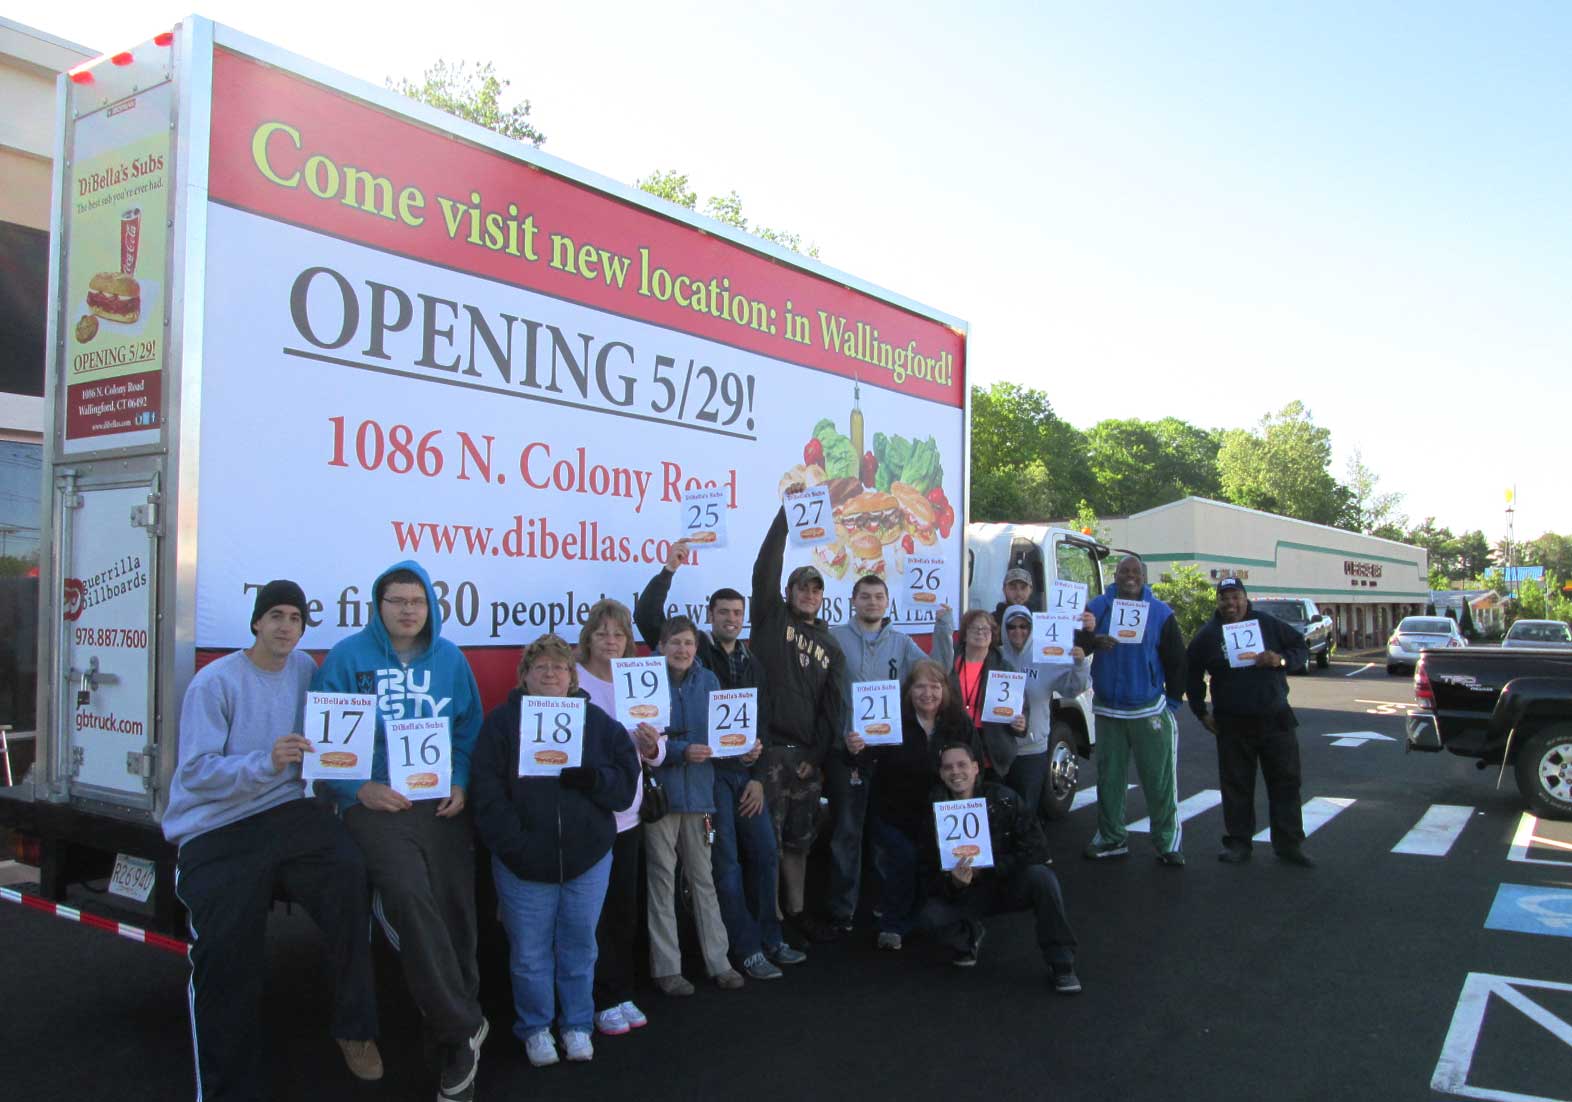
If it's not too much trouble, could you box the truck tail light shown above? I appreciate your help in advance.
[2,829,42,867]
[1414,658,1435,709]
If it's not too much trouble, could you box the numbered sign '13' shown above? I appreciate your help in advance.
[301,692,376,781]
[386,716,451,800]
[679,486,728,549]
[1222,618,1265,669]
[708,688,758,757]
[518,697,585,777]
[933,797,995,870]
[1111,599,1149,645]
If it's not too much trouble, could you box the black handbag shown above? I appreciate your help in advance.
[639,764,669,823]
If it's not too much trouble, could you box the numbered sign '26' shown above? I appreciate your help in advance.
[852,680,902,746]
[708,688,758,757]
[302,691,376,781]
[386,716,451,800]
[612,656,670,729]
[518,696,585,776]
[933,797,994,870]
[679,485,728,549]
[907,556,945,609]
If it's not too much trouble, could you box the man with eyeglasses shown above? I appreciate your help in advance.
[314,560,488,1101]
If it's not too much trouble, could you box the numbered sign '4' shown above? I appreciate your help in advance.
[708,687,758,757]
[934,797,995,870]
[984,670,1026,722]
[1111,599,1149,645]
[679,485,728,549]
[387,716,451,800]
[785,485,834,547]
[1222,618,1265,669]
[518,696,585,777]
[301,692,377,781]
[852,680,902,745]
[612,656,670,730]
[1031,612,1077,665]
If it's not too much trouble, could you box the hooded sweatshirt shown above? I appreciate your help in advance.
[831,606,953,734]
[313,560,484,810]
[997,604,1092,756]
[1085,583,1186,719]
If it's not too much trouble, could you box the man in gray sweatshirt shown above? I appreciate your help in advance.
[164,580,381,1100]
[823,574,953,935]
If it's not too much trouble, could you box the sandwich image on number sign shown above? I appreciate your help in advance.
[86,272,141,323]
[951,843,982,859]
[863,721,893,737]
[406,772,440,790]
[686,530,719,544]
[718,733,749,747]
[990,705,1014,718]
[628,703,661,720]
[318,751,358,769]
[533,749,570,766]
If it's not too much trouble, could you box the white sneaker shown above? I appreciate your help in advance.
[561,1029,594,1062]
[524,1030,558,1068]
[594,1006,628,1036]
[619,1001,648,1029]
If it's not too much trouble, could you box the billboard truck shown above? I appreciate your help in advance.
[0,17,973,940]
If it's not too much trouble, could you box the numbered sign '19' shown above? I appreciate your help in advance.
[1031,612,1077,664]
[852,680,902,746]
[678,485,729,549]
[301,691,377,781]
[1049,579,1088,616]
[518,696,585,776]
[785,485,834,547]
[611,656,670,729]
[708,688,758,757]
[1111,599,1149,645]
[984,670,1027,722]
[1222,618,1265,669]
[933,797,995,870]
[386,716,451,800]
[907,556,945,608]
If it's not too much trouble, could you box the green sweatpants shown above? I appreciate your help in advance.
[1090,709,1181,854]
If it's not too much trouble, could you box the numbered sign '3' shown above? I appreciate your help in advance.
[984,670,1026,722]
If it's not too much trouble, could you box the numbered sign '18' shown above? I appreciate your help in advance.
[933,797,995,870]
[611,656,670,729]
[785,485,834,547]
[708,688,758,757]
[678,485,728,549]
[518,696,585,776]
[907,556,945,609]
[1031,612,1077,664]
[1222,618,1265,669]
[1111,599,1149,644]
[852,680,902,746]
[301,692,377,781]
[1049,579,1088,616]
[386,716,451,800]
[984,670,1027,722]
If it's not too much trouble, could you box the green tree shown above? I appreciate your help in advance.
[968,383,1093,522]
[1338,449,1407,538]
[1216,401,1343,524]
[389,60,545,146]
[1427,564,1449,592]
[1153,562,1216,637]
[1083,417,1220,515]
[1454,529,1492,580]
[1525,532,1572,580]
[636,172,820,258]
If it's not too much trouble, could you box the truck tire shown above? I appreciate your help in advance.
[1040,720,1079,821]
[1515,723,1572,821]
[1315,645,1330,669]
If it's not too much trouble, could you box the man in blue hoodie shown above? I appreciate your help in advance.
[313,561,487,1102]
[1083,555,1188,865]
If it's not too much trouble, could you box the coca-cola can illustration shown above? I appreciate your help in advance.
[120,208,142,275]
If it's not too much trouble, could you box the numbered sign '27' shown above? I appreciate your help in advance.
[785,485,834,547]
[933,797,994,870]
[302,692,376,781]
[518,696,585,776]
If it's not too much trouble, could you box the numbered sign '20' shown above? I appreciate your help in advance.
[933,797,994,870]
[302,692,376,781]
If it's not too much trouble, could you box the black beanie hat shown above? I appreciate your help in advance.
[251,579,310,634]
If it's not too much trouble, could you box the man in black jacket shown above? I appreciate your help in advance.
[1185,578,1314,867]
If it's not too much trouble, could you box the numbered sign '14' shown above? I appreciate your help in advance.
[518,696,585,776]
[933,797,994,870]
[1222,618,1265,669]
[301,692,376,781]
[386,716,451,800]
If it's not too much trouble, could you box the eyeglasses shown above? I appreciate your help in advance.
[965,623,994,636]
[382,597,427,610]
[530,662,573,674]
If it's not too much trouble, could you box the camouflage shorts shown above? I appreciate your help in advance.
[761,745,823,854]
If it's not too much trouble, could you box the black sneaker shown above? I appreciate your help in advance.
[1156,850,1186,868]
[1275,848,1316,868]
[439,1019,488,1100]
[952,921,985,967]
[1051,964,1082,995]
[1217,846,1252,865]
[789,912,843,944]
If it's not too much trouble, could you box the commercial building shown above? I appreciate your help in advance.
[1098,497,1429,650]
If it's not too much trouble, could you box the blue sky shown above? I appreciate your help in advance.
[27,0,1571,542]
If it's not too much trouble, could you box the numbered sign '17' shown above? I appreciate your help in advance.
[852,680,902,746]
[708,688,758,757]
[678,485,728,549]
[1031,612,1077,665]
[984,670,1027,723]
[1049,579,1088,616]
[518,696,585,777]
[1111,599,1149,645]
[785,485,834,547]
[612,656,670,729]
[386,716,451,800]
[301,692,377,781]
[1222,618,1265,669]
[933,797,995,870]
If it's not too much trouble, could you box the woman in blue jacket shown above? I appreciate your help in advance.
[469,634,638,1069]
[646,616,744,994]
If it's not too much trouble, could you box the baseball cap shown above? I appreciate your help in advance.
[1216,577,1247,595]
[1004,567,1033,586]
[787,564,824,589]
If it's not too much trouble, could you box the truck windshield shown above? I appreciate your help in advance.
[1508,622,1572,642]
[1252,600,1306,621]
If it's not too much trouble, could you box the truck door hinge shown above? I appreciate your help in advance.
[126,750,154,782]
[131,493,161,533]
[70,745,85,777]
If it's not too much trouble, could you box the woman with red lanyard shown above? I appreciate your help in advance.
[951,609,1028,778]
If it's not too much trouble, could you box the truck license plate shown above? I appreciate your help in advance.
[108,853,156,904]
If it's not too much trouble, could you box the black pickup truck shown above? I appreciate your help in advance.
[1406,647,1572,818]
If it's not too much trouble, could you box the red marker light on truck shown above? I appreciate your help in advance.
[155,31,175,46]
[111,52,133,66]
[1414,658,1435,709]
[69,68,93,84]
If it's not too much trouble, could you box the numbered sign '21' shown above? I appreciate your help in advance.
[785,485,834,547]
[852,680,902,745]
[933,797,994,870]
[1223,618,1265,669]
[1111,599,1149,645]
[386,716,451,800]
[708,688,758,757]
[612,656,670,729]
[678,485,728,549]
[518,696,585,776]
[301,692,376,781]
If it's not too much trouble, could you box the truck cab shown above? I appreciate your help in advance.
[964,522,1107,818]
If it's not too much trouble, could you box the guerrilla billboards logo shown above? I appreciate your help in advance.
[61,555,149,621]
[1345,559,1383,588]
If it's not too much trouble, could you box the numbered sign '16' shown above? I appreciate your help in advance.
[785,485,834,547]
[1111,599,1149,644]
[1222,618,1265,669]
[984,670,1027,722]
[386,716,451,800]
[612,656,670,730]
[301,692,377,781]
[933,797,995,870]
[1049,579,1088,616]
[1031,612,1077,665]
[518,696,585,776]
[708,688,758,757]
[678,485,728,549]
[852,680,902,746]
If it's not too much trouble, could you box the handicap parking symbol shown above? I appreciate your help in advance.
[1485,883,1572,939]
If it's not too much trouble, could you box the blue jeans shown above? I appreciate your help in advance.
[870,817,924,935]
[711,767,783,955]
[492,852,611,1039]
[1005,752,1049,816]
[825,752,870,924]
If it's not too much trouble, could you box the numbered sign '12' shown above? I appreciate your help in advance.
[679,486,728,549]
[386,716,451,800]
[301,692,377,781]
[612,656,670,730]
[1111,599,1149,645]
[708,688,758,758]
[1049,579,1088,616]
[1222,618,1265,669]
[518,696,585,777]
[1031,612,1077,665]
[852,680,902,746]
[785,485,834,547]
[933,797,995,871]
[984,670,1027,722]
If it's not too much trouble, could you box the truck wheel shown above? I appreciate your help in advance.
[1040,721,1079,821]
[1316,647,1330,669]
[1386,664,1399,675]
[1515,724,1572,821]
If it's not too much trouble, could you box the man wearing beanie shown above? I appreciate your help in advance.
[1185,577,1313,866]
[165,580,383,1099]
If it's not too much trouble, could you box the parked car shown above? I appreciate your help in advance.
[1502,619,1572,650]
[1387,615,1466,674]
[1250,598,1334,673]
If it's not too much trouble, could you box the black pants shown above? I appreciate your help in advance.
[917,863,1077,965]
[174,798,377,1102]
[1214,715,1305,850]
[593,824,644,1010]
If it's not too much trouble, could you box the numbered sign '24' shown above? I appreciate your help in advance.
[612,656,670,729]
[386,716,451,800]
[301,692,376,781]
[1111,599,1149,645]
[518,696,585,776]
[852,680,902,746]
[678,485,728,549]
[1222,618,1265,669]
[933,797,994,870]
[708,688,758,757]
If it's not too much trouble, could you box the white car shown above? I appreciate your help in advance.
[1387,616,1466,674]
[1501,619,1572,650]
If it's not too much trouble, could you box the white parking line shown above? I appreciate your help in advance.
[1392,804,1474,856]
[1071,783,1133,812]
[1254,796,1354,842]
[1346,662,1377,677]
[1130,789,1222,834]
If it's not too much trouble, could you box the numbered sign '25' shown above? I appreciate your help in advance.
[679,486,728,549]
[518,696,585,776]
[302,692,376,781]
[933,797,994,870]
